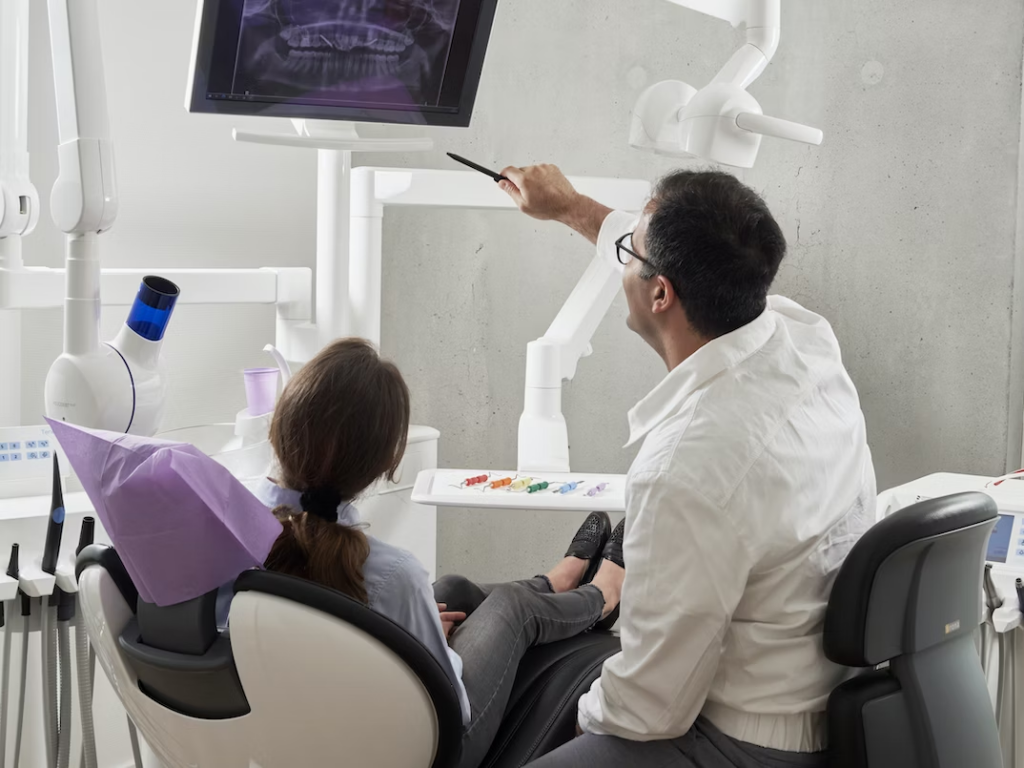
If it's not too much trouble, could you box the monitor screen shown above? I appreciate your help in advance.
[187,0,499,127]
[986,513,1015,564]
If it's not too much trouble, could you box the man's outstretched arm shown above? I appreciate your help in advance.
[499,164,613,246]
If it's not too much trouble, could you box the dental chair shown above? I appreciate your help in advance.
[76,547,619,768]
[823,491,1003,768]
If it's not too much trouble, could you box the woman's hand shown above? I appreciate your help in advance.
[437,603,467,639]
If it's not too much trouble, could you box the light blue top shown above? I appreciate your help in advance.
[218,479,472,725]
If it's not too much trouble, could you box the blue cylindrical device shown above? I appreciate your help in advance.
[125,276,180,342]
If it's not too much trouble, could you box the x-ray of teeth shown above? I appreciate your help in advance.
[235,0,461,105]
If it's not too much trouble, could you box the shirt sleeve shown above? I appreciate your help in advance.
[375,555,473,726]
[577,470,753,740]
[595,210,638,273]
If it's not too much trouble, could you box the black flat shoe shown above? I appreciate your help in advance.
[565,511,612,586]
[595,519,625,631]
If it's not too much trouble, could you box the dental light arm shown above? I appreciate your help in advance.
[632,0,822,168]
[667,0,778,88]
[44,0,179,435]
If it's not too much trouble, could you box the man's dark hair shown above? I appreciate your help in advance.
[642,170,786,339]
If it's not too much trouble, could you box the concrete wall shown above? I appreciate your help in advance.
[378,0,1024,581]
[20,1,1024,584]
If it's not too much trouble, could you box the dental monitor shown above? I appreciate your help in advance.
[187,0,499,127]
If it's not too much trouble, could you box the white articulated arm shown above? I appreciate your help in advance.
[665,0,779,89]
[518,254,623,474]
[48,0,117,363]
[0,0,39,242]
[47,0,117,235]
[632,0,820,167]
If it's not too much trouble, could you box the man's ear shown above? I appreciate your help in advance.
[652,275,676,314]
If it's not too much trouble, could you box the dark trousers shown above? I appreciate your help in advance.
[433,574,605,768]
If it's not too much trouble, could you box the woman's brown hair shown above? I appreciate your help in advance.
[263,338,411,604]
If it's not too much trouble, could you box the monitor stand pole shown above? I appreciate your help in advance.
[233,120,433,354]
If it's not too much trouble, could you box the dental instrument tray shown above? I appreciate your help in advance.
[412,470,626,513]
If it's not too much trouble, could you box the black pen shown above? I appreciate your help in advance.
[446,152,508,182]
[1016,577,1024,612]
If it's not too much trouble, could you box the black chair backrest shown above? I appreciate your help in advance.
[823,492,1002,768]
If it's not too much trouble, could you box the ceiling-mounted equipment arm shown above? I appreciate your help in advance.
[632,0,819,168]
[47,0,117,236]
[0,0,39,242]
[44,0,176,436]
[666,0,780,89]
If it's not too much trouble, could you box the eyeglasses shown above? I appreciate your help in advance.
[615,232,651,267]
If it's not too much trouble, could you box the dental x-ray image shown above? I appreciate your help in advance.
[234,0,461,108]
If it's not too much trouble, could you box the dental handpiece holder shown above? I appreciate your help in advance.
[45,275,179,436]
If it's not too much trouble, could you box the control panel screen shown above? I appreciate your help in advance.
[987,513,1015,563]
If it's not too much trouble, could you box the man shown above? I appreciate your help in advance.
[498,165,875,767]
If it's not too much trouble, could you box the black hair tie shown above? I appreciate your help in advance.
[300,487,343,523]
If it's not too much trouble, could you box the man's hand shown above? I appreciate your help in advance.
[437,603,467,639]
[498,165,580,222]
[499,164,612,245]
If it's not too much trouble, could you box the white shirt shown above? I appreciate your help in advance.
[577,211,876,752]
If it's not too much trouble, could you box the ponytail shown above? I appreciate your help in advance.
[265,505,371,605]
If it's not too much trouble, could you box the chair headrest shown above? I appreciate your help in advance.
[77,543,138,612]
[824,492,997,667]
[137,590,219,655]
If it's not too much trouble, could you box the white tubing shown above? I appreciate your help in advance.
[12,620,27,768]
[39,606,55,768]
[0,618,12,768]
[47,608,57,768]
[996,633,1006,725]
[45,606,57,768]
[127,717,143,768]
[75,615,96,768]
[56,622,70,768]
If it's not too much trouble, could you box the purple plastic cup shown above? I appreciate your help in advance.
[243,368,280,416]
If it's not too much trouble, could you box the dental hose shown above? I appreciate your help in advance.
[127,717,143,768]
[56,621,71,768]
[0,544,19,768]
[12,595,29,768]
[76,616,96,768]
[40,604,57,768]
[0,609,9,768]
[41,455,64,768]
[75,519,97,768]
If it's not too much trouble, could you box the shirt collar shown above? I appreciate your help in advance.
[625,308,778,447]
[255,477,361,527]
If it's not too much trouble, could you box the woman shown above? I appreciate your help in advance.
[257,338,625,768]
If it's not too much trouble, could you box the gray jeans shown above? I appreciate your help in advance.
[527,716,828,768]
[433,574,606,768]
